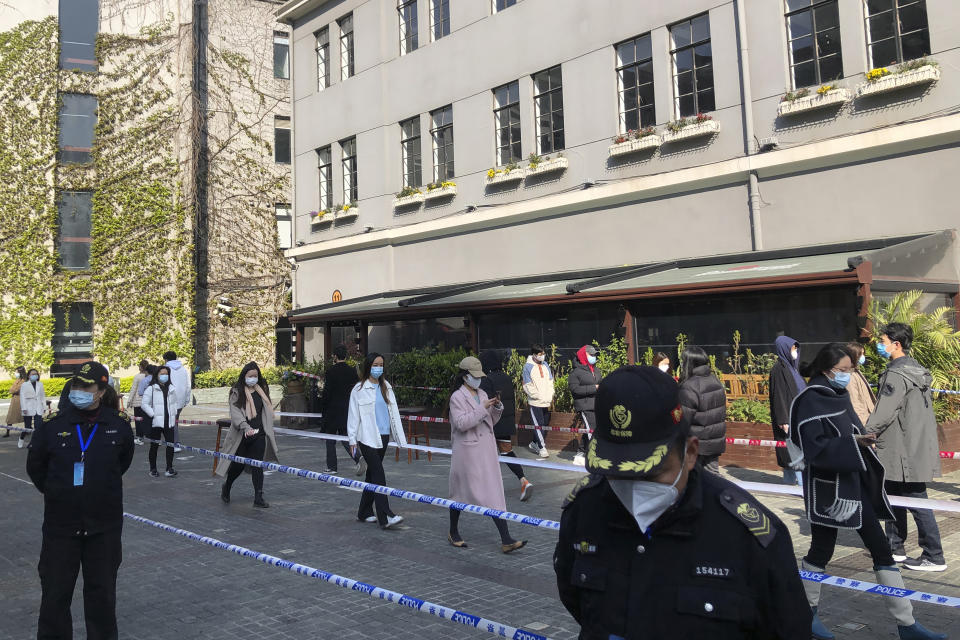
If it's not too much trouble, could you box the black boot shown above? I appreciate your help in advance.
[220,483,231,504]
[253,491,269,508]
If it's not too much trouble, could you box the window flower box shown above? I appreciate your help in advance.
[310,211,332,228]
[486,166,525,186]
[336,205,358,222]
[857,64,940,98]
[608,135,661,158]
[661,117,719,144]
[424,182,457,201]
[527,156,568,176]
[777,88,849,116]
[393,192,425,209]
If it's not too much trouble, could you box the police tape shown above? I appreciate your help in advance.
[123,512,553,640]
[800,569,960,608]
[143,437,561,530]
[723,436,960,460]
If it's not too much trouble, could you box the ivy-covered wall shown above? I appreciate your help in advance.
[0,5,290,377]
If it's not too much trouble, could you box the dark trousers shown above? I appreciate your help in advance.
[805,488,894,568]
[528,407,549,448]
[147,426,175,472]
[577,411,594,453]
[497,441,525,481]
[225,434,266,493]
[172,408,182,445]
[37,528,122,640]
[323,419,356,471]
[21,414,42,439]
[884,480,945,563]
[357,434,394,525]
[133,408,149,438]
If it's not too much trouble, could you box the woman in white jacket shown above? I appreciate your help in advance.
[141,365,180,478]
[347,353,407,529]
[18,368,45,449]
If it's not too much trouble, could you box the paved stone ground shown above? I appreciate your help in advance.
[0,402,958,640]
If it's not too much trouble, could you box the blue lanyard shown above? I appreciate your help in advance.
[76,423,98,461]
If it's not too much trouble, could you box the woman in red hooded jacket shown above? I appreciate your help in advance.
[568,344,601,466]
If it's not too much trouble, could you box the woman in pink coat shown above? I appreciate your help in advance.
[447,356,526,553]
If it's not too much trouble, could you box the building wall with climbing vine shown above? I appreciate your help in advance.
[0,0,291,377]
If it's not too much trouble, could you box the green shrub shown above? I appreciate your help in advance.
[0,375,134,399]
[386,347,471,407]
[726,398,772,424]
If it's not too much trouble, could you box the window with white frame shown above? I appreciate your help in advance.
[865,0,930,67]
[275,203,292,249]
[316,28,330,90]
[400,116,422,188]
[274,116,291,163]
[341,137,358,204]
[533,66,564,154]
[339,14,354,80]
[430,105,454,182]
[616,34,656,132]
[317,146,332,210]
[670,14,714,118]
[493,81,521,166]
[431,0,450,41]
[786,0,843,88]
[493,0,517,12]
[398,0,418,55]
[274,31,290,79]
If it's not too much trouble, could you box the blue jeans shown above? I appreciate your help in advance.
[783,468,802,486]
[884,481,945,563]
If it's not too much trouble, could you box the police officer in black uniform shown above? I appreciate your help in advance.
[26,361,135,640]
[554,365,810,640]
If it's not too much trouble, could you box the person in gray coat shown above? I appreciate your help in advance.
[866,323,946,572]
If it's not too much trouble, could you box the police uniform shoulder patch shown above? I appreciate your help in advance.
[117,410,130,421]
[718,488,776,548]
[43,410,60,423]
[562,473,604,509]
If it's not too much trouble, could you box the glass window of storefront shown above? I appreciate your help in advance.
[368,317,469,357]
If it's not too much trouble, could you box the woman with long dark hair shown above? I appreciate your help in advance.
[844,342,876,426]
[218,362,280,507]
[678,346,726,473]
[347,353,407,529]
[141,365,180,477]
[788,344,944,640]
[446,357,526,553]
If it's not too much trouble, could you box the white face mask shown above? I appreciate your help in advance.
[245,377,259,387]
[608,449,686,533]
[464,374,482,390]
[534,354,545,363]
[791,349,799,360]
[658,363,670,373]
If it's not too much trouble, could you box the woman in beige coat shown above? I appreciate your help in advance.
[4,366,27,437]
[846,342,876,425]
[218,362,279,508]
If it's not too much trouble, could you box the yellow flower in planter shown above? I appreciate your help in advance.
[817,84,835,95]
[866,67,891,82]
[487,168,496,179]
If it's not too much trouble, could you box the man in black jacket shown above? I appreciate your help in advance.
[320,345,365,475]
[26,361,135,640]
[569,345,601,467]
[479,350,533,501]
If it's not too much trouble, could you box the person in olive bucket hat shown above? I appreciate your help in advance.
[553,365,810,640]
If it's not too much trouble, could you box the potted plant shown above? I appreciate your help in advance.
[777,83,849,116]
[608,126,660,157]
[661,112,719,143]
[336,201,358,221]
[526,151,568,175]
[857,58,940,98]
[485,161,524,186]
[310,209,332,228]
[424,180,457,200]
[393,185,425,209]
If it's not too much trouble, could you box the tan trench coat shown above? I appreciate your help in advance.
[5,379,24,425]
[215,387,280,477]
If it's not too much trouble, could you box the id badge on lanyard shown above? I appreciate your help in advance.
[74,424,98,486]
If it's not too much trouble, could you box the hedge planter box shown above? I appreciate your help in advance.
[857,65,940,98]
[527,156,569,176]
[608,135,660,158]
[393,193,425,209]
[424,185,457,201]
[777,88,849,116]
[486,168,525,186]
[661,120,720,144]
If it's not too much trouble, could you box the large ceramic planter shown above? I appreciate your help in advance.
[527,156,569,176]
[661,119,720,144]
[393,192,425,209]
[857,65,940,98]
[486,168,525,186]
[608,135,661,158]
[777,88,849,116]
[424,184,457,201]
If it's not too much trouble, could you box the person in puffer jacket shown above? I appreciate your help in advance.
[677,346,727,473]
[522,344,554,458]
[568,344,600,466]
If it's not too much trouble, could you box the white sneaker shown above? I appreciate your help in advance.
[17,437,24,449]
[133,437,144,446]
[572,452,586,467]
[364,516,377,523]
[173,446,183,453]
[538,446,550,459]
[892,553,907,563]
[383,514,404,529]
[902,557,947,572]
[520,478,533,502]
[527,442,541,456]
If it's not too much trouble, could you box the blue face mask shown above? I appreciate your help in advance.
[69,389,96,409]
[29,374,39,382]
[876,342,891,359]
[370,366,384,379]
[586,355,597,365]
[858,354,866,366]
[158,374,170,383]
[829,371,851,389]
